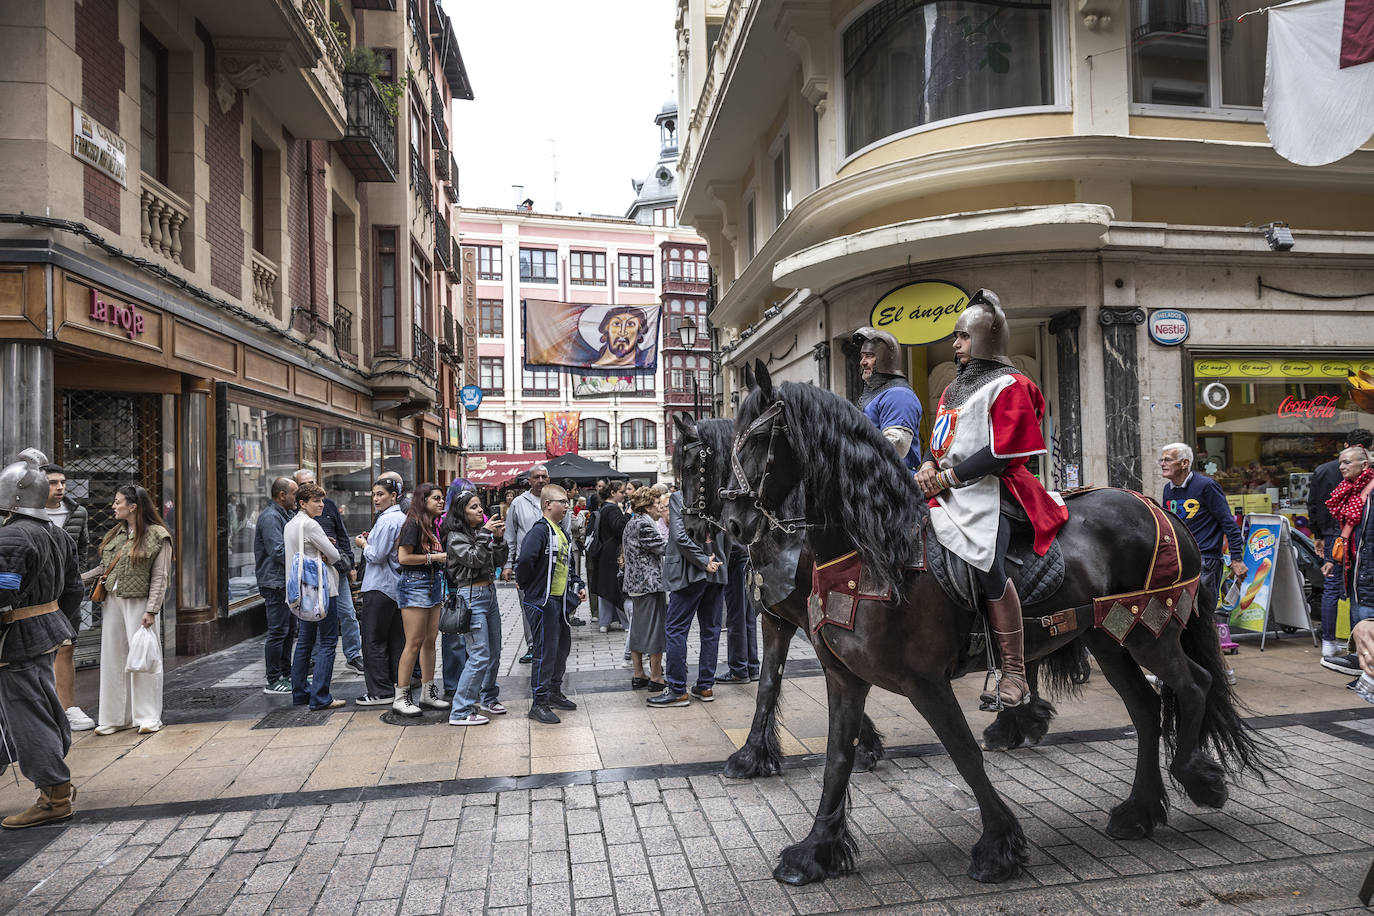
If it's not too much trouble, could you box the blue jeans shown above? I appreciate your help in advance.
[723,552,759,678]
[525,596,570,705]
[441,631,468,696]
[665,579,724,696]
[450,585,502,718]
[336,580,361,662]
[291,597,339,708]
[1322,535,1345,640]
[261,586,296,684]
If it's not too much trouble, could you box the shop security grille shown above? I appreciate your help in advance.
[54,390,165,668]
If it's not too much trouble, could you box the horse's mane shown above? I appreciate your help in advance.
[744,382,922,590]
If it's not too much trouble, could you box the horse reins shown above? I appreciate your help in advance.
[721,400,810,539]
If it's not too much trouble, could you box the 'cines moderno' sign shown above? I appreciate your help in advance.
[869,281,969,345]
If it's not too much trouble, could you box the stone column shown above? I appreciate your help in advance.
[1098,307,1146,490]
[1049,310,1083,488]
[0,343,53,461]
[177,378,214,655]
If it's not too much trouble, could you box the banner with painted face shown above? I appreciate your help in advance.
[523,298,661,370]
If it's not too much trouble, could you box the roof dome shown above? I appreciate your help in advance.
[660,97,677,116]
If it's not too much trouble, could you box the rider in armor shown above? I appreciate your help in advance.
[851,326,923,469]
[916,291,1068,710]
[0,448,84,829]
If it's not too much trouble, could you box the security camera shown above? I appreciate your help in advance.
[1263,222,1295,252]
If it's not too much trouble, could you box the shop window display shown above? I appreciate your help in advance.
[1192,356,1374,535]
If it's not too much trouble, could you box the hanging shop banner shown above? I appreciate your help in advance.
[545,411,580,457]
[1193,357,1374,380]
[1221,514,1309,636]
[571,370,652,398]
[869,281,969,345]
[524,298,661,370]
[447,410,461,448]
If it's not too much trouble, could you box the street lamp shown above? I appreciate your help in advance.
[676,317,698,349]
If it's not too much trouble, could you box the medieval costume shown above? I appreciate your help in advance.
[0,448,85,829]
[923,291,1068,709]
[852,326,924,470]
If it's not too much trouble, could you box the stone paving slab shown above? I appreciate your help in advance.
[3,723,1374,914]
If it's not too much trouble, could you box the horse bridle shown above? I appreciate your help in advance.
[679,441,726,533]
[721,399,809,537]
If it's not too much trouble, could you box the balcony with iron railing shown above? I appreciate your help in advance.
[334,302,354,354]
[337,73,398,182]
[435,211,452,272]
[430,82,450,151]
[413,324,437,376]
[444,154,458,203]
[408,0,431,73]
[409,146,433,215]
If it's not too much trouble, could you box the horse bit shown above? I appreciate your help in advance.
[721,400,809,537]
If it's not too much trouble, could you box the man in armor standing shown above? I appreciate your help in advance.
[850,326,923,469]
[0,448,85,829]
[916,291,1068,710]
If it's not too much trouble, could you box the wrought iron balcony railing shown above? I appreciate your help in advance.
[334,302,355,353]
[413,324,436,376]
[435,211,452,271]
[409,146,432,215]
[338,73,398,182]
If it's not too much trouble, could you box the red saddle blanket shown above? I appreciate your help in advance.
[807,550,892,634]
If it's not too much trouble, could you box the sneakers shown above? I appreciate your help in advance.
[519,651,533,664]
[345,657,366,675]
[450,712,489,726]
[599,626,609,634]
[528,704,560,724]
[569,617,586,627]
[631,676,651,690]
[1322,653,1361,674]
[136,723,163,735]
[482,701,508,716]
[309,699,346,711]
[1322,639,1341,658]
[356,693,392,707]
[714,673,750,685]
[263,677,291,695]
[392,687,422,717]
[609,621,625,631]
[647,689,690,708]
[689,686,715,702]
[419,683,451,710]
[548,693,577,711]
[65,707,95,732]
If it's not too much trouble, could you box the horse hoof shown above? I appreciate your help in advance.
[1172,752,1228,809]
[1104,813,1152,840]
[967,858,1019,884]
[854,747,881,772]
[724,745,780,780]
[1105,798,1166,840]
[773,863,815,886]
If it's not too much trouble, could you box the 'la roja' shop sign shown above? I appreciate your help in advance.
[1148,309,1190,346]
[870,281,969,345]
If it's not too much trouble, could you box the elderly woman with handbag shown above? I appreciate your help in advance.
[442,490,507,725]
[91,485,171,736]
[622,487,669,692]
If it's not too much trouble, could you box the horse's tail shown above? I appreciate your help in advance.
[1161,607,1284,781]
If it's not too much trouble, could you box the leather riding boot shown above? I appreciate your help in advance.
[979,580,1029,710]
[2,782,76,830]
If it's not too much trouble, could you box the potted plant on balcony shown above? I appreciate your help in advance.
[341,46,409,118]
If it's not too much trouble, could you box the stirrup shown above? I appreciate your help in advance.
[978,668,1029,712]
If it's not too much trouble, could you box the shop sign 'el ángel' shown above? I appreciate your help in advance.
[870,281,969,345]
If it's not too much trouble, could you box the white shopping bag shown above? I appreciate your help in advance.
[126,625,163,674]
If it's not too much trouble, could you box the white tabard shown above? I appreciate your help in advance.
[929,375,1016,572]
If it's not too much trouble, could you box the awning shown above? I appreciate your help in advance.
[463,452,546,487]
[517,453,628,486]
[771,204,1115,293]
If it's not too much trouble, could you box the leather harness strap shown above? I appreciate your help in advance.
[1,599,60,626]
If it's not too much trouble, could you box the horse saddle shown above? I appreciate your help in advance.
[922,495,1065,612]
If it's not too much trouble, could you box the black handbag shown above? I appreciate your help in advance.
[439,585,472,635]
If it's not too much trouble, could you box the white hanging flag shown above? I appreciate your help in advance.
[1263,0,1374,166]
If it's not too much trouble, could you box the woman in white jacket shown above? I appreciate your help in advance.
[284,482,344,710]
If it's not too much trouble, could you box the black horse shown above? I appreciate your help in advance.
[672,414,1065,780]
[720,361,1277,886]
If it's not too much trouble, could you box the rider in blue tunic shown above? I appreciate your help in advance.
[851,327,923,470]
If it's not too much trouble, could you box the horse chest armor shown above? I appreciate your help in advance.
[808,552,893,634]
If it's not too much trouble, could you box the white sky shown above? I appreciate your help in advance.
[446,0,678,217]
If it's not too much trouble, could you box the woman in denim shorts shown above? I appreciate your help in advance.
[392,483,450,717]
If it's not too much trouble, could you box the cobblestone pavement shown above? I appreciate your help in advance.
[5,587,1374,913]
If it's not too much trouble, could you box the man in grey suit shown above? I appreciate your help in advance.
[648,490,729,707]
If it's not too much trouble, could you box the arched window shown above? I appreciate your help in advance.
[521,418,546,452]
[843,0,1056,155]
[578,418,610,451]
[620,418,657,450]
[470,419,505,452]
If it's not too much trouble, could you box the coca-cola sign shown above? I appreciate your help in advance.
[1276,394,1339,419]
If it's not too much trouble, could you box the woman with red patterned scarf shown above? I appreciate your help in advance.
[1324,446,1374,675]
